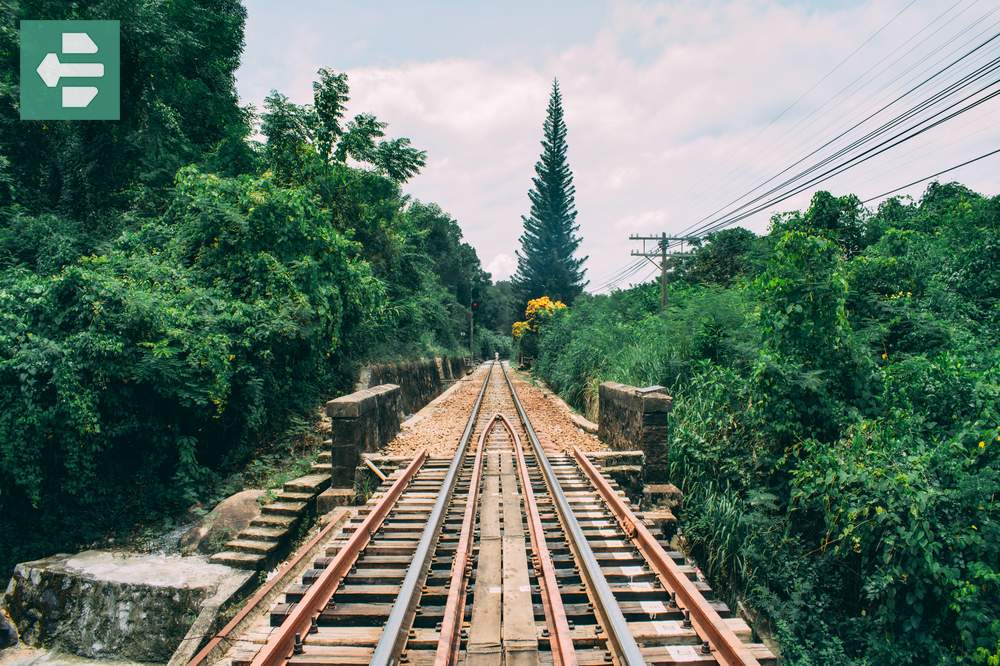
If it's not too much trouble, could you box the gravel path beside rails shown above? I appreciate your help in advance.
[506,366,604,453]
[380,362,602,457]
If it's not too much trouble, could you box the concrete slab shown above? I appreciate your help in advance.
[2,551,251,664]
[0,646,154,665]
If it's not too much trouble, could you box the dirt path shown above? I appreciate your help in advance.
[380,362,602,457]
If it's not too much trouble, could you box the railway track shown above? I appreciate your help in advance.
[198,361,776,666]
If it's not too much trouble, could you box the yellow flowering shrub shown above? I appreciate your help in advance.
[513,296,567,342]
[525,295,566,319]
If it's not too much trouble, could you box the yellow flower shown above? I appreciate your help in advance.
[881,352,888,361]
[979,441,986,449]
[525,295,567,319]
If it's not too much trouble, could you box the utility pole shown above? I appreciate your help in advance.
[469,302,477,360]
[629,233,697,310]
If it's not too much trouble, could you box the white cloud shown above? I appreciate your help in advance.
[485,253,518,281]
[237,0,1000,290]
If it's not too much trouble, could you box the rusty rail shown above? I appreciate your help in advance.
[433,413,493,665]
[572,446,762,666]
[249,450,429,666]
[506,413,577,666]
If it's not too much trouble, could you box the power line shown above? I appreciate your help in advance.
[683,0,923,206]
[754,0,986,174]
[732,3,997,204]
[680,46,1000,239]
[691,82,1000,236]
[861,146,1000,203]
[679,33,1000,239]
[591,259,646,292]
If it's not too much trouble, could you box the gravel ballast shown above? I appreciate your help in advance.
[380,362,602,457]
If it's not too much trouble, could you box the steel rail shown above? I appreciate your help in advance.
[433,412,493,665]
[498,363,646,666]
[370,361,495,665]
[572,446,762,666]
[505,412,577,666]
[249,449,430,666]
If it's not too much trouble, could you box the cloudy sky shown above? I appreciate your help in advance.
[236,0,1000,289]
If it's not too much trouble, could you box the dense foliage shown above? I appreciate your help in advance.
[533,186,999,664]
[0,1,510,573]
[513,80,587,307]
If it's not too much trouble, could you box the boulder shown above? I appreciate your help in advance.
[2,550,246,663]
[179,489,264,555]
[0,607,17,648]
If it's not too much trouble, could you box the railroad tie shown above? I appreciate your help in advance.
[500,451,540,665]
[467,450,503,665]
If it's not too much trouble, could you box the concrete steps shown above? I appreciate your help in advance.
[251,513,298,529]
[276,491,314,503]
[225,538,280,555]
[241,526,289,541]
[284,473,330,494]
[210,470,332,571]
[643,482,682,508]
[317,487,355,513]
[210,551,266,570]
[262,501,307,516]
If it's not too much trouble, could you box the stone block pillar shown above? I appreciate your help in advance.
[597,382,672,482]
[325,384,402,485]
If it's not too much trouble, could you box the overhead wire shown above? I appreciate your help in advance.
[681,0,925,206]
[688,79,1000,236]
[678,32,1000,239]
[860,146,1000,203]
[678,5,1000,245]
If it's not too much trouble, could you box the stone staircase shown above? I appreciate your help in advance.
[209,472,330,570]
[642,482,683,538]
[311,449,332,475]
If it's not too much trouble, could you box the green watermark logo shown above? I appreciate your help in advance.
[20,20,120,120]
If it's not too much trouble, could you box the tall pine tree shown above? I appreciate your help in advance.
[514,80,587,305]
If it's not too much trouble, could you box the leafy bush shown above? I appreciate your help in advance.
[534,186,1000,664]
[0,168,375,564]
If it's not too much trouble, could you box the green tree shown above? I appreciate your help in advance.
[260,70,426,184]
[513,79,586,306]
[0,0,247,221]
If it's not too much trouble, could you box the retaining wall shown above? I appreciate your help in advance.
[597,382,672,482]
[326,356,467,485]
[356,356,465,415]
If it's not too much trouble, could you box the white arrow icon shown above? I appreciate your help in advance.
[36,52,104,88]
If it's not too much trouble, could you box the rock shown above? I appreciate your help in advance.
[1,550,245,663]
[569,412,598,434]
[0,607,17,648]
[179,489,264,555]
